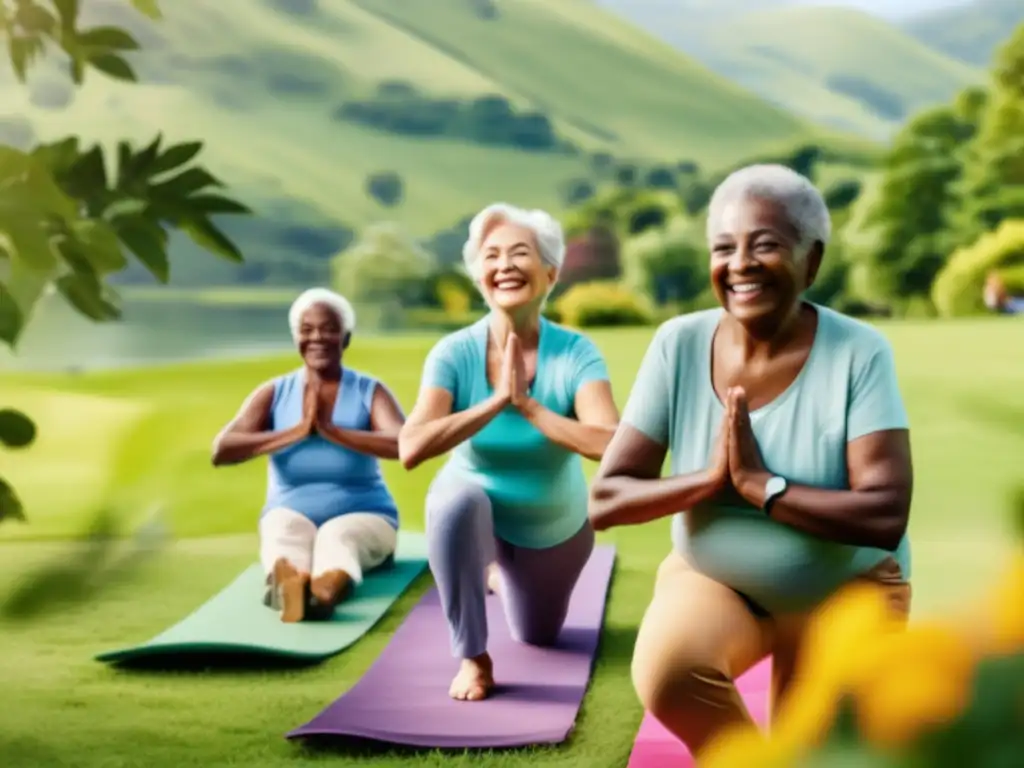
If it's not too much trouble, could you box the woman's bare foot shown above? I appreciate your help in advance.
[485,562,501,595]
[307,569,353,620]
[271,558,308,623]
[449,653,495,701]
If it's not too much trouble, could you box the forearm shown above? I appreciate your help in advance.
[521,398,615,461]
[589,470,722,531]
[212,426,304,466]
[319,425,399,460]
[399,395,506,469]
[738,471,909,550]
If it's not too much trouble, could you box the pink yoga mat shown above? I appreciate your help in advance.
[626,658,772,767]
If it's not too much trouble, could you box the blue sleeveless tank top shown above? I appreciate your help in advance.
[261,367,399,528]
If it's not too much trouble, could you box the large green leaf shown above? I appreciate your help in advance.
[0,477,24,523]
[77,26,140,51]
[149,141,203,177]
[149,166,221,199]
[55,273,121,322]
[0,409,36,449]
[0,147,77,271]
[182,215,243,262]
[59,219,128,275]
[88,53,136,82]
[0,281,24,346]
[52,0,80,29]
[187,193,251,215]
[113,216,169,281]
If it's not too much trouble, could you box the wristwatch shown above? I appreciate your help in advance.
[763,475,788,516]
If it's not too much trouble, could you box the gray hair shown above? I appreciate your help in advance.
[706,164,831,251]
[462,202,566,283]
[288,287,356,341]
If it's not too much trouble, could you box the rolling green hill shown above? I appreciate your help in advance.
[0,0,855,287]
[598,3,982,138]
[903,0,1024,67]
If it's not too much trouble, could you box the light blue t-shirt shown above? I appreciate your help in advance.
[421,315,609,549]
[262,367,399,528]
[622,305,911,613]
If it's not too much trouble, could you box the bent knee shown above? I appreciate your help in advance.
[427,485,490,534]
[632,652,734,720]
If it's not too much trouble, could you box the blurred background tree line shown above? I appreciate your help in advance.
[333,24,1024,330]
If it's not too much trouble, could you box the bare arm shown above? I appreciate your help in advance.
[211,383,306,466]
[318,383,406,460]
[588,424,725,531]
[520,380,619,461]
[398,387,508,470]
[735,429,913,551]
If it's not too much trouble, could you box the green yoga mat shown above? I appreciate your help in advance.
[96,532,428,666]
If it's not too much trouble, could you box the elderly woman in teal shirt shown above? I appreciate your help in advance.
[399,203,620,702]
[590,164,914,757]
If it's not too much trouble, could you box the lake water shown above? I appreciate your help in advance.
[1,297,296,372]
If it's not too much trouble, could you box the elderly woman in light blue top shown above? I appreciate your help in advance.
[590,165,914,757]
[399,203,620,701]
[212,288,406,624]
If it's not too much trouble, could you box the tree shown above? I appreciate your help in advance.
[365,171,404,207]
[332,222,435,327]
[952,27,1024,246]
[0,0,249,525]
[855,97,980,307]
[622,219,708,306]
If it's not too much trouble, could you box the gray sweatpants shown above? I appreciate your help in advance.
[426,483,595,659]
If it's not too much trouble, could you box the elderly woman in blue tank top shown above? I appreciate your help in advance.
[590,165,914,757]
[399,203,620,702]
[212,288,405,623]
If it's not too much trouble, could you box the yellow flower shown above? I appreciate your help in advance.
[850,624,976,748]
[700,724,796,768]
[770,584,898,746]
[989,551,1024,654]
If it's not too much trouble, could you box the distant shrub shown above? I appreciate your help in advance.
[932,219,1024,316]
[615,163,638,187]
[824,178,863,210]
[562,178,597,206]
[555,281,654,327]
[365,171,404,207]
[645,165,677,189]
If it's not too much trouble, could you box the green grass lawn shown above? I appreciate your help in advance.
[1,319,1022,767]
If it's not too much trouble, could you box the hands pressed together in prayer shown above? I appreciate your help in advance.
[300,377,338,436]
[707,387,771,505]
[494,333,533,413]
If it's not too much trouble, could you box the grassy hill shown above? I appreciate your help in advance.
[598,2,982,138]
[0,0,856,287]
[902,0,1024,67]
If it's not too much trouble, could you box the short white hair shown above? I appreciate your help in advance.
[462,202,566,282]
[288,287,356,341]
[706,164,831,250]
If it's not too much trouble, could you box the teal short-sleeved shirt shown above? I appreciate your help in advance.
[420,315,609,549]
[621,304,911,613]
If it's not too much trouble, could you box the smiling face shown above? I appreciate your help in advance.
[296,302,346,371]
[477,221,556,312]
[709,195,822,327]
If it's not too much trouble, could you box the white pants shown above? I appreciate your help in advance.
[259,508,397,584]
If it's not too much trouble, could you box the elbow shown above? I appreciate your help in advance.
[210,440,227,467]
[876,514,909,552]
[397,435,424,471]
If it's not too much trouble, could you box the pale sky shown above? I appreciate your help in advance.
[788,0,970,19]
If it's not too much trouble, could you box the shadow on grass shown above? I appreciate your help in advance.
[102,650,327,675]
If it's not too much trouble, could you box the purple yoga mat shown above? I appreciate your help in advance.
[287,545,616,749]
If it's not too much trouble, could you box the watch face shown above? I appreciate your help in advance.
[766,476,787,498]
